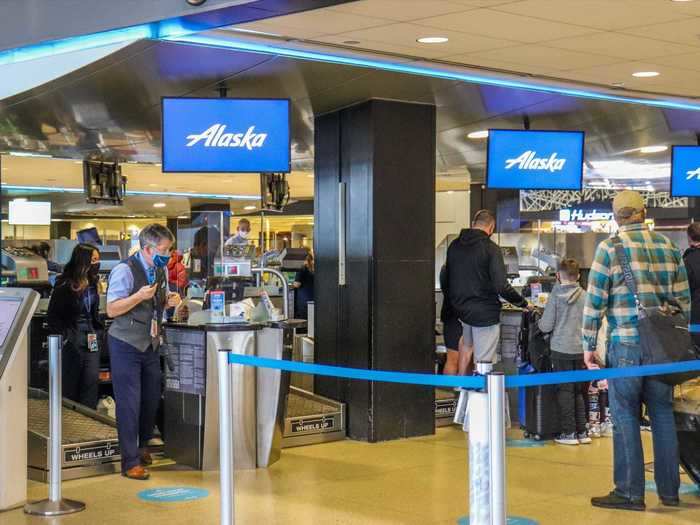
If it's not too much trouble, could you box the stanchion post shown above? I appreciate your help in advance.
[218,349,235,525]
[24,335,85,516]
[487,372,507,525]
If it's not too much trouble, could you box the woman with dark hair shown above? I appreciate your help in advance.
[47,243,103,408]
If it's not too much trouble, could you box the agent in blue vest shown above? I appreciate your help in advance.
[106,224,181,480]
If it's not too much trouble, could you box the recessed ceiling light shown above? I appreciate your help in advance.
[244,205,257,211]
[639,145,668,154]
[177,215,188,219]
[467,130,489,139]
[671,0,694,3]
[149,183,158,187]
[155,163,162,167]
[153,202,166,208]
[306,174,314,178]
[447,190,455,194]
[417,36,449,44]
[632,71,660,78]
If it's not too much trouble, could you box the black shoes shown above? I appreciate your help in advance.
[591,492,646,512]
[660,497,680,507]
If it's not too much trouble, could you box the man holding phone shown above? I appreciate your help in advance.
[106,224,181,480]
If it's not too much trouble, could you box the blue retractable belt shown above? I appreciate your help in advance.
[227,353,700,389]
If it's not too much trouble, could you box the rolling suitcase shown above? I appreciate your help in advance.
[523,381,560,441]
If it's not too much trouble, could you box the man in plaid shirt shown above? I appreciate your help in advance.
[583,190,690,512]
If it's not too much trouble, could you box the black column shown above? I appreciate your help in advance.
[314,99,436,442]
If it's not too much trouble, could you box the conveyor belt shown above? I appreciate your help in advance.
[282,387,345,447]
[435,388,457,426]
[28,398,117,444]
[287,392,339,418]
[27,391,121,482]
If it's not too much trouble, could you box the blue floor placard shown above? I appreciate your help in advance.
[138,487,210,503]
[458,516,538,524]
[506,439,546,448]
[645,480,700,496]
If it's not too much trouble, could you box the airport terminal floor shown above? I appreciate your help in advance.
[3,427,699,525]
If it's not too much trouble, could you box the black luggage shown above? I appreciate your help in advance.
[523,370,560,441]
[675,409,700,488]
[521,310,560,441]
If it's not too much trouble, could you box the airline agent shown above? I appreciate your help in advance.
[106,224,181,480]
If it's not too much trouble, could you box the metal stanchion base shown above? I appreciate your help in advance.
[24,498,86,516]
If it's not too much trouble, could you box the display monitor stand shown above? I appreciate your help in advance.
[0,288,39,511]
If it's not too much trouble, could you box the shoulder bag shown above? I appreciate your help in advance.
[613,236,700,385]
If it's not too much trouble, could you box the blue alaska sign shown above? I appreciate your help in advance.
[162,97,291,173]
[671,145,700,197]
[487,129,584,191]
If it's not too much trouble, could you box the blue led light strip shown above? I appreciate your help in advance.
[1,185,255,200]
[166,34,700,113]
[226,353,700,389]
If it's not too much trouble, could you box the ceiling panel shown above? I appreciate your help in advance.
[453,44,625,72]
[623,18,700,47]
[545,32,700,61]
[494,0,692,31]
[414,8,600,43]
[329,23,519,55]
[327,0,474,22]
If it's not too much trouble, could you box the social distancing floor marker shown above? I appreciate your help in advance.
[506,439,546,448]
[645,480,700,496]
[138,487,209,503]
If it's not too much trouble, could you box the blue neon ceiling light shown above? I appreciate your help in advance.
[164,34,700,113]
[1,185,255,200]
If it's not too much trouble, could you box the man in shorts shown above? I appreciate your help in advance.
[445,210,530,366]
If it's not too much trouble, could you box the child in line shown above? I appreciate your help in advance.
[538,258,590,445]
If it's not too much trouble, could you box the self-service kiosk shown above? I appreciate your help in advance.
[0,288,39,511]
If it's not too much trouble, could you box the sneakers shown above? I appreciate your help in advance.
[601,421,614,437]
[577,432,593,444]
[591,491,645,512]
[555,433,580,446]
[589,423,602,438]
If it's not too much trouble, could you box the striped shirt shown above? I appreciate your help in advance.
[582,222,690,352]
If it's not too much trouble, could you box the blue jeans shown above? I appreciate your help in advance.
[109,335,161,472]
[607,342,679,501]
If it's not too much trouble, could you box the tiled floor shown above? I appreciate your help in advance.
[2,427,699,525]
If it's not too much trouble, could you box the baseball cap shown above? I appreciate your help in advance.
[613,190,644,216]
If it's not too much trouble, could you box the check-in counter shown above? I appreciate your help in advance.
[162,319,305,471]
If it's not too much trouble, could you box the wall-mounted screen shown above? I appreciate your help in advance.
[671,145,700,197]
[162,97,291,173]
[486,129,584,191]
[8,200,51,226]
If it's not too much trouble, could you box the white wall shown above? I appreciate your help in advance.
[435,191,470,247]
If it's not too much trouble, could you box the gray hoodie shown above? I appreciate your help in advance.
[537,283,585,355]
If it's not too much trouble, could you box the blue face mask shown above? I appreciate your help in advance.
[153,253,170,268]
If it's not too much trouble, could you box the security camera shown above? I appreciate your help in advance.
[186,0,207,5]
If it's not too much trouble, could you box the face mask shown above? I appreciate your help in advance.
[153,254,170,268]
[238,230,250,240]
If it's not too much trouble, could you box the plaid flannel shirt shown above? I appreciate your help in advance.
[582,222,690,352]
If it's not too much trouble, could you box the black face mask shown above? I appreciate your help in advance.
[89,262,100,279]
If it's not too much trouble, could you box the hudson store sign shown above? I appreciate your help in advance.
[162,97,290,173]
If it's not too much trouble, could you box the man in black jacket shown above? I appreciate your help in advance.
[684,223,700,346]
[445,209,529,364]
